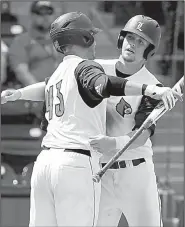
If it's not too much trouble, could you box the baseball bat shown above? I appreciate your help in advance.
[93,76,184,183]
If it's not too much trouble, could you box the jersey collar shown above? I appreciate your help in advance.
[63,55,83,61]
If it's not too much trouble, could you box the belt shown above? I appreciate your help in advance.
[42,146,91,157]
[65,149,91,157]
[101,158,146,169]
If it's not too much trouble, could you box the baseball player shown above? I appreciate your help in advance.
[1,13,181,227]
[90,15,176,227]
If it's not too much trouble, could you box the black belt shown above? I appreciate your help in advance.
[42,146,91,157]
[101,158,146,169]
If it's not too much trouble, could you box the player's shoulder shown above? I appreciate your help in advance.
[95,59,118,75]
[75,59,105,75]
[95,59,118,65]
[79,59,104,68]
[95,58,118,66]
[140,66,161,85]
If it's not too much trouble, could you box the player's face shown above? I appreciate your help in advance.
[121,32,150,62]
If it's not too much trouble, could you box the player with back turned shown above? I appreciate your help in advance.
[89,15,180,227]
[1,13,182,227]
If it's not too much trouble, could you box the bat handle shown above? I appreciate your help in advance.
[93,168,106,183]
[92,174,101,183]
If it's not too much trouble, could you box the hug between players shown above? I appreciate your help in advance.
[1,1,184,227]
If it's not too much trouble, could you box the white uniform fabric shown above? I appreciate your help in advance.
[30,55,106,226]
[42,55,106,150]
[95,59,163,227]
[30,148,101,227]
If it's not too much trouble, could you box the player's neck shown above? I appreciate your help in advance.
[64,46,89,59]
[118,56,145,75]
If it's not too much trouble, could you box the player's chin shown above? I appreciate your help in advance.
[122,54,135,63]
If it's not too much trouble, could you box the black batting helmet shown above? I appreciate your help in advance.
[117,15,161,59]
[50,12,102,53]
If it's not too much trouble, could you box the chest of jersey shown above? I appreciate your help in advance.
[96,59,159,136]
[106,93,142,136]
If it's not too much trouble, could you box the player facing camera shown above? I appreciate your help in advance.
[117,15,161,64]
[1,12,183,227]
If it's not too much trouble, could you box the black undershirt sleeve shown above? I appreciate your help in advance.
[75,60,128,108]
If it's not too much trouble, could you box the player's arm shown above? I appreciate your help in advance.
[75,60,181,109]
[89,130,151,153]
[1,82,46,104]
[18,82,46,100]
[132,88,163,135]
[101,90,163,151]
[115,129,151,150]
[75,60,144,107]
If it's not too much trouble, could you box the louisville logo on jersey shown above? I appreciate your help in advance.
[116,97,132,118]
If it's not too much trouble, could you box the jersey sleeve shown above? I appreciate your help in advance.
[75,60,128,108]
[74,60,106,108]
[133,83,163,136]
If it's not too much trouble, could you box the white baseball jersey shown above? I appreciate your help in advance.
[42,55,107,151]
[95,59,161,162]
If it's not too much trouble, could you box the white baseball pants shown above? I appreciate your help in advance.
[97,158,162,227]
[29,148,101,227]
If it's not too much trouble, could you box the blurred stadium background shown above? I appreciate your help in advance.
[1,1,184,227]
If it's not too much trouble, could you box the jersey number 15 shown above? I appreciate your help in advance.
[46,80,64,120]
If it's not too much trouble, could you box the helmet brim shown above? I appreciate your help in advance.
[123,28,154,46]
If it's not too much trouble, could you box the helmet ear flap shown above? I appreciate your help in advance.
[117,31,126,49]
[143,44,155,60]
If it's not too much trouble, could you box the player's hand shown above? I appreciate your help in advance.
[174,81,184,98]
[89,135,116,153]
[1,89,21,104]
[144,85,182,110]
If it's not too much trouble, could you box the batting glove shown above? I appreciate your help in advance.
[144,85,182,110]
